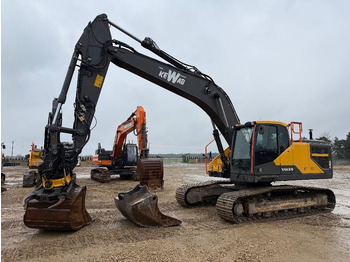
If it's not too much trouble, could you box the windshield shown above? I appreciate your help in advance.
[232,126,253,172]
[127,145,138,163]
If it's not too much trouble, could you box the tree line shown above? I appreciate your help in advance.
[3,132,350,161]
[317,132,350,160]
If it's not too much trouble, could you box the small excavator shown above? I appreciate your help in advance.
[24,14,335,230]
[90,106,163,187]
[23,142,42,187]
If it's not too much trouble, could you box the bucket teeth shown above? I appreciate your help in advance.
[115,185,181,227]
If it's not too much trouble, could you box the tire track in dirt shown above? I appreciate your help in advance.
[2,164,350,262]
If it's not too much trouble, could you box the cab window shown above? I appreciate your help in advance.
[255,125,278,166]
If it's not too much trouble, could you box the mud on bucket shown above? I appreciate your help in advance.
[115,184,181,227]
[24,184,92,231]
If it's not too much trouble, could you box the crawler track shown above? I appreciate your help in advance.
[176,182,336,224]
[216,185,336,224]
[175,179,231,207]
[90,168,111,183]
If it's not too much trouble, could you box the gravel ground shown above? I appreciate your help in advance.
[1,164,350,262]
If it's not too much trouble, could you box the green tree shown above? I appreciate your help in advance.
[333,137,345,159]
[317,136,332,144]
[316,132,332,144]
[332,132,350,160]
[344,132,350,160]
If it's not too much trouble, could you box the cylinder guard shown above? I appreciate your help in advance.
[115,184,181,227]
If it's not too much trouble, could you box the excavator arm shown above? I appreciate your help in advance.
[38,15,112,182]
[39,13,239,186]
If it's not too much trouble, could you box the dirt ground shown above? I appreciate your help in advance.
[1,163,350,262]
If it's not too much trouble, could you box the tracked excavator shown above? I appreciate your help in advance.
[91,106,163,187]
[24,14,335,230]
[91,106,156,182]
[23,142,43,187]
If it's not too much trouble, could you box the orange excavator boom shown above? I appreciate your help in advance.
[111,106,147,159]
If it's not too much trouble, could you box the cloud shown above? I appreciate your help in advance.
[2,0,350,156]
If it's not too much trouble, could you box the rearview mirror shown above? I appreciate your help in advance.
[258,125,265,135]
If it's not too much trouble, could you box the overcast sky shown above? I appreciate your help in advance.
[1,0,350,157]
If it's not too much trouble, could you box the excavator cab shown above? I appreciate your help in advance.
[122,143,138,166]
[230,121,333,183]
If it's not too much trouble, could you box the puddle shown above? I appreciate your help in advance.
[3,182,22,188]
[2,207,24,211]
[76,174,91,179]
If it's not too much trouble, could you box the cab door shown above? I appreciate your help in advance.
[253,124,290,174]
[254,125,279,166]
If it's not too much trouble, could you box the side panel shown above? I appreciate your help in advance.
[274,142,324,174]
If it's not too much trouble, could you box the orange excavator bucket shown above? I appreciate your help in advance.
[90,167,111,183]
[137,158,164,189]
[24,183,92,231]
[115,184,181,227]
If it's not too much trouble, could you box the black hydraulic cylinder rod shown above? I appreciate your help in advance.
[213,128,229,176]
[52,51,78,124]
[108,19,142,43]
[213,129,226,158]
[108,19,186,70]
[57,51,78,104]
[141,37,187,70]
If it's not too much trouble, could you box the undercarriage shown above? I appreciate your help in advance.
[176,181,335,223]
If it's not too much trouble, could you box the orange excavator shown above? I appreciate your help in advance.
[90,106,153,182]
